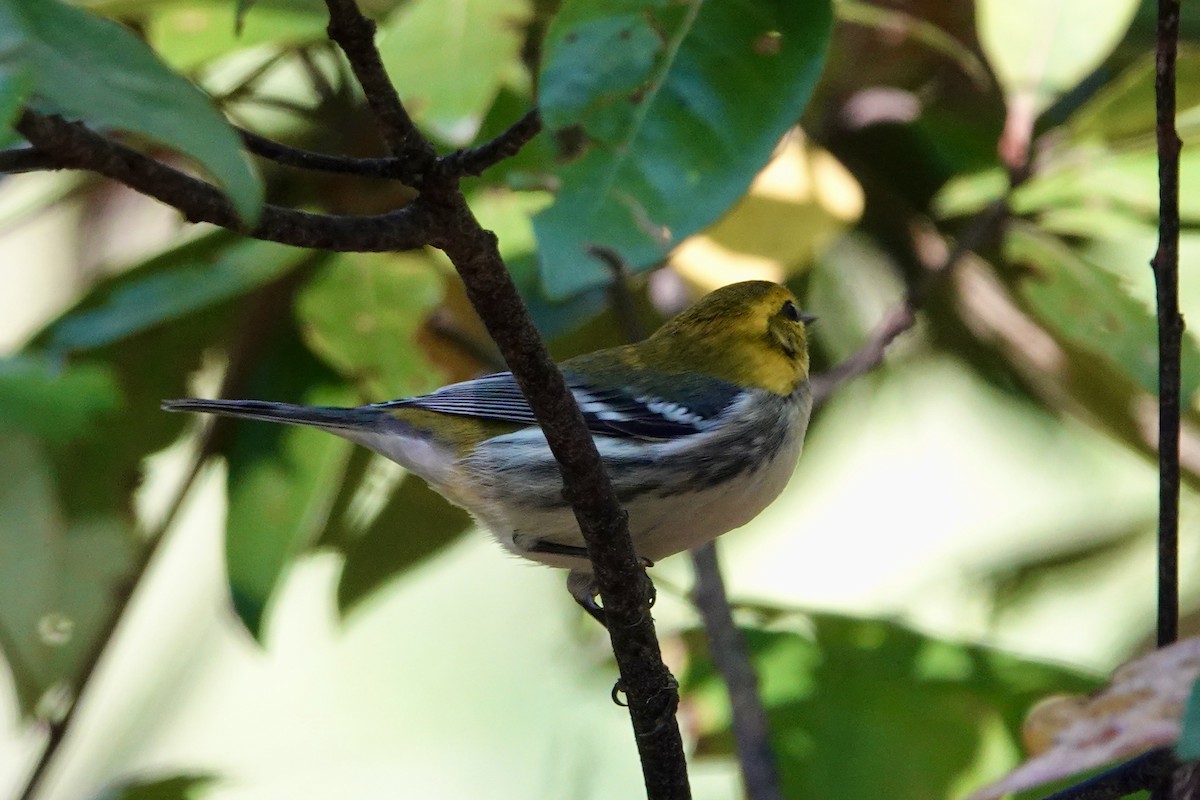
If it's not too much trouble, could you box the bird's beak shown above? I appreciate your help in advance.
[799,311,817,327]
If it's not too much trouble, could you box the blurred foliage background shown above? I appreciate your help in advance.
[1,0,1199,798]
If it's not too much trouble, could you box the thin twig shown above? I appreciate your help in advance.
[322,0,436,171]
[1152,0,1183,649]
[442,109,543,178]
[810,198,1011,405]
[691,543,782,800]
[236,127,403,178]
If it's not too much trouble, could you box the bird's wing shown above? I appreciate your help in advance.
[373,370,743,440]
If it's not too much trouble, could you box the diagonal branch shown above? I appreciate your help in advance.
[14,111,432,253]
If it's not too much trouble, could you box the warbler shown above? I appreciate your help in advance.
[164,280,815,622]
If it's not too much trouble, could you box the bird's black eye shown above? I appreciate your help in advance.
[781,300,801,322]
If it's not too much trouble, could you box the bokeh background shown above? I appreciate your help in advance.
[2,0,1199,798]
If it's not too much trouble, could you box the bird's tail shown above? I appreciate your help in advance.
[161,398,384,431]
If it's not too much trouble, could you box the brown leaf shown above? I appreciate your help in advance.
[968,637,1200,800]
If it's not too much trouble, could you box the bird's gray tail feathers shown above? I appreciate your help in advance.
[162,398,385,431]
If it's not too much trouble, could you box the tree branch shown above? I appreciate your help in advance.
[810,198,1011,405]
[319,2,690,795]
[1152,0,1183,649]
[441,109,543,177]
[14,111,432,252]
[1037,749,1176,800]
[691,543,782,800]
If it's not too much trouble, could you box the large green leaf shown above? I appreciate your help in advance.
[976,0,1139,118]
[378,0,530,146]
[681,612,1099,800]
[0,0,262,222]
[533,0,832,299]
[29,234,311,518]
[295,251,444,400]
[1007,225,1200,400]
[336,471,472,616]
[0,432,135,716]
[43,238,310,354]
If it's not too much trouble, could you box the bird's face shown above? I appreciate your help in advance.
[652,281,814,395]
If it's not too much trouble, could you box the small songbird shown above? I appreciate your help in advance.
[164,280,815,623]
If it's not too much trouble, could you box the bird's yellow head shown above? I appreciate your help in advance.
[646,281,814,395]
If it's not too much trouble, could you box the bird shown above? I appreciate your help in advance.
[163,280,815,624]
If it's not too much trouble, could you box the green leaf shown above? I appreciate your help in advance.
[1068,47,1200,145]
[223,319,355,638]
[533,0,833,299]
[42,238,310,354]
[0,63,30,147]
[1007,225,1200,400]
[976,0,1139,117]
[92,773,216,800]
[0,0,263,222]
[0,356,121,445]
[336,471,472,615]
[681,612,1099,800]
[295,251,445,400]
[148,0,329,72]
[1177,677,1200,760]
[29,234,309,519]
[0,432,136,716]
[378,0,530,146]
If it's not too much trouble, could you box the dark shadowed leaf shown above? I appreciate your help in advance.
[92,773,216,800]
[223,316,356,638]
[0,433,136,716]
[534,0,832,298]
[681,612,1100,800]
[0,0,262,221]
[336,472,472,615]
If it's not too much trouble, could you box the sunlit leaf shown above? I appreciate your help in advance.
[0,0,263,222]
[378,0,530,146]
[295,251,444,400]
[148,0,329,71]
[534,0,833,299]
[976,0,1139,117]
[1068,47,1200,145]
